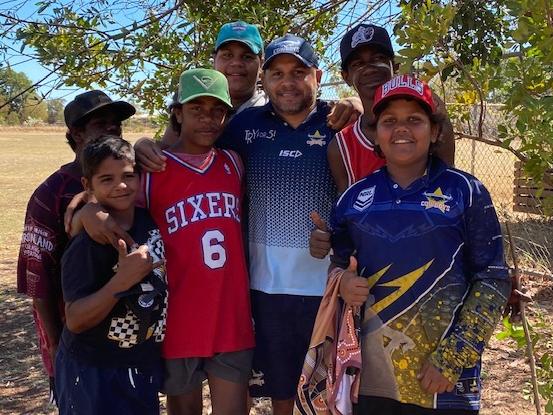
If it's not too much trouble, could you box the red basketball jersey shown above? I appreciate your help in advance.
[145,149,254,358]
[335,118,386,187]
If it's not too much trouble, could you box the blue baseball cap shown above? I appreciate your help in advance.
[215,21,263,55]
[262,34,319,70]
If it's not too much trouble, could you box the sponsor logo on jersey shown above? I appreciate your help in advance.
[279,149,303,158]
[224,163,231,175]
[421,187,452,213]
[306,130,327,146]
[244,129,276,144]
[351,25,374,48]
[353,186,376,211]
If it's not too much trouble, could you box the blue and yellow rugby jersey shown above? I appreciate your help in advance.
[331,157,510,411]
[219,101,337,296]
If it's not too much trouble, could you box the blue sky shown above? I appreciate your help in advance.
[4,1,401,104]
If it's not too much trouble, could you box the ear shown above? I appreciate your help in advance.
[81,176,92,192]
[71,126,86,147]
[430,122,439,143]
[315,69,323,84]
[341,69,353,87]
[173,106,184,124]
[260,70,266,89]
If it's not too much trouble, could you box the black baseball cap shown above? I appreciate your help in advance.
[263,34,319,70]
[340,24,394,70]
[64,90,136,128]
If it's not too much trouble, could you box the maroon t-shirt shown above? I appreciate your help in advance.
[17,161,82,375]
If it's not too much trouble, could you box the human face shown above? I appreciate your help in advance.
[73,109,123,154]
[174,96,228,154]
[375,99,437,167]
[342,45,393,100]
[84,156,138,213]
[262,54,321,119]
[214,41,261,105]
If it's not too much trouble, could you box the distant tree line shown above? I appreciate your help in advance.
[0,67,64,125]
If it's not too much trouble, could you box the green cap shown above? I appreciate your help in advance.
[178,68,232,108]
[215,21,263,55]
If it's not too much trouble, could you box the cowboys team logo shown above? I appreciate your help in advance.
[353,186,376,211]
[421,187,452,213]
[306,130,327,146]
[193,74,216,90]
[351,25,375,48]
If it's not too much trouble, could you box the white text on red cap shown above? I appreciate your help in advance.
[382,75,424,97]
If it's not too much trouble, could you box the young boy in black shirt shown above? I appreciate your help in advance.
[56,136,167,414]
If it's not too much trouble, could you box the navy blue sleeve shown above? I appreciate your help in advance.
[463,179,509,282]
[330,196,355,269]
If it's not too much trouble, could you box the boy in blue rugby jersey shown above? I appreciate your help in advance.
[330,75,510,414]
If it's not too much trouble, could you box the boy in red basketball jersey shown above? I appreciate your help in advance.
[144,68,254,415]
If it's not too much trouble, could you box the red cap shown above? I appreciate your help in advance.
[372,75,436,115]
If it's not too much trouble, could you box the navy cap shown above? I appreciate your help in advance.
[263,34,319,70]
[340,24,394,70]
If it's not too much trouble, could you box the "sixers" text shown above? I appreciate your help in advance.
[164,192,240,234]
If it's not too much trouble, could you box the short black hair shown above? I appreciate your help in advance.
[170,103,182,135]
[371,97,445,157]
[81,135,135,180]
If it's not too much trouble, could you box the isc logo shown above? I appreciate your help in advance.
[279,150,303,158]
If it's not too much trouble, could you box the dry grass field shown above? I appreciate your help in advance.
[0,128,551,414]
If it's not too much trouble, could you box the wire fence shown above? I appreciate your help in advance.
[319,83,553,277]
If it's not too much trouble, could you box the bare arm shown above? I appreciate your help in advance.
[327,96,363,131]
[33,297,63,367]
[327,137,349,194]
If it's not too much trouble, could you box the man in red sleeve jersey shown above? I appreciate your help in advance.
[16,90,135,405]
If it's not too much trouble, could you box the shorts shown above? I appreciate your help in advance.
[355,396,479,415]
[249,290,322,400]
[55,345,162,415]
[162,349,253,395]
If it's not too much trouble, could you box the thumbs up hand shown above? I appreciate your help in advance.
[339,256,370,306]
[113,239,154,290]
[309,211,331,259]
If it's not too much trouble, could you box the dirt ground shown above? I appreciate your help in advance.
[0,129,551,414]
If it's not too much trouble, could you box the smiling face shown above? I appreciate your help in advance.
[213,41,261,106]
[375,98,438,168]
[262,54,321,121]
[84,156,138,213]
[174,96,228,154]
[342,45,393,101]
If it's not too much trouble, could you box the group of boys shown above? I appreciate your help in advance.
[18,19,466,415]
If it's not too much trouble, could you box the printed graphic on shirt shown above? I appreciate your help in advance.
[421,187,452,213]
[20,221,55,261]
[107,228,167,348]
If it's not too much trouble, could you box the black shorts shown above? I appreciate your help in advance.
[249,290,322,400]
[355,396,479,415]
[55,345,161,415]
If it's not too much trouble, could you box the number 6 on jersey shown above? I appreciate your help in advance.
[202,230,227,269]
